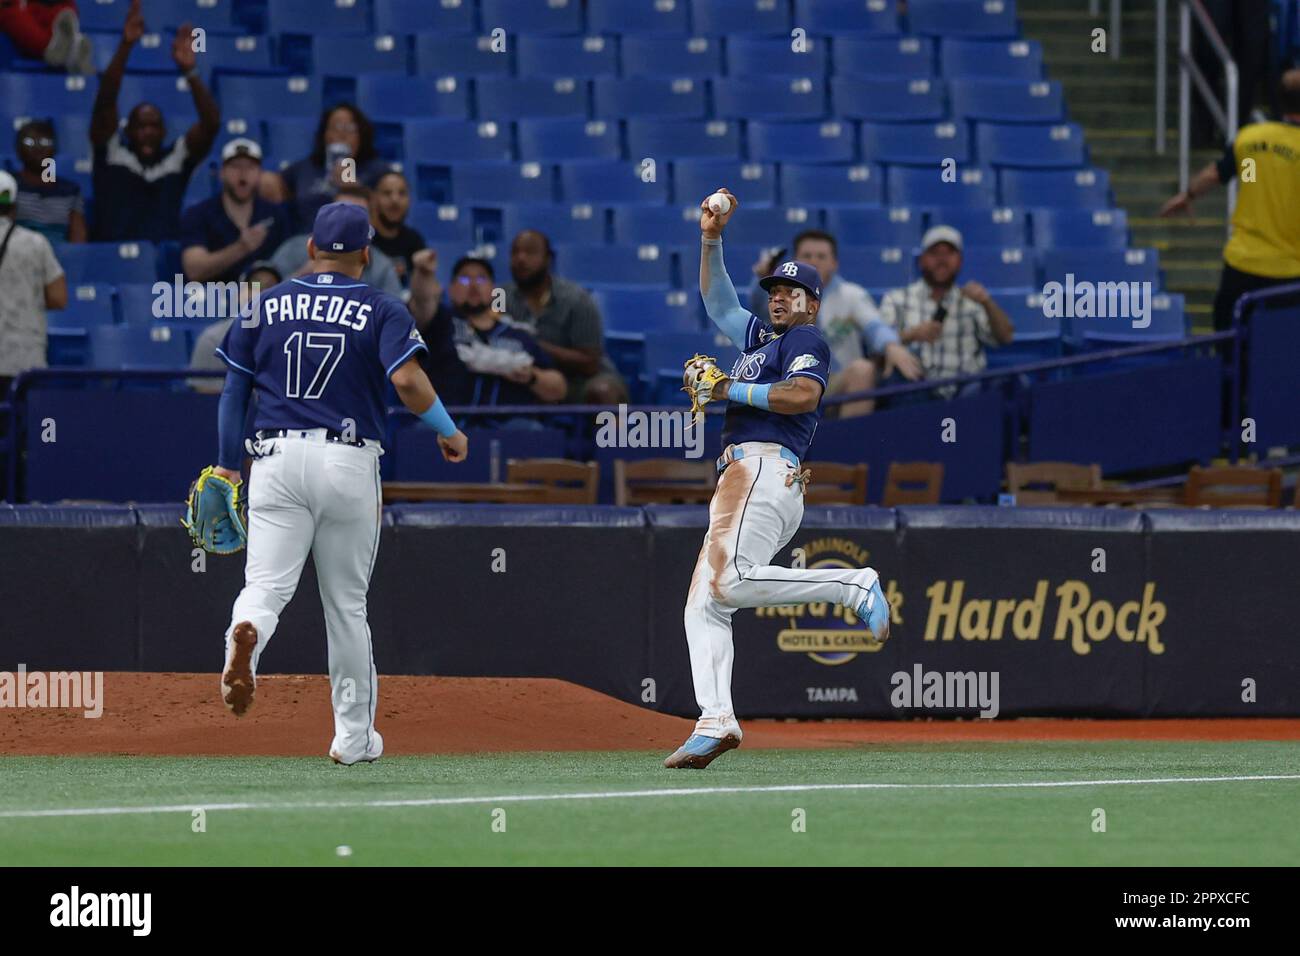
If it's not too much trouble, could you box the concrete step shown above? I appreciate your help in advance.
[1056,78,1157,106]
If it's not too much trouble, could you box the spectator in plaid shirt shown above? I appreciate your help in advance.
[879,226,1014,402]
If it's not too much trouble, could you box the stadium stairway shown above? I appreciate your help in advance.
[1021,0,1227,329]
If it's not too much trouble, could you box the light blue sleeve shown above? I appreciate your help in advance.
[701,241,753,347]
[862,317,900,354]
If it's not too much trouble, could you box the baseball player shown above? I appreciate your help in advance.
[667,189,892,769]
[195,201,467,765]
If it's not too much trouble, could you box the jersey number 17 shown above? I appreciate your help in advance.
[283,331,346,400]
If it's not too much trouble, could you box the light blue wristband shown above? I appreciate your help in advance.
[419,397,458,438]
[735,383,771,411]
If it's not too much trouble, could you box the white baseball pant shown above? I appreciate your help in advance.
[223,429,384,763]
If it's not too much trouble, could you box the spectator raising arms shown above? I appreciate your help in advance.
[0,0,93,73]
[0,171,67,394]
[12,119,86,243]
[89,0,220,242]
[369,170,426,287]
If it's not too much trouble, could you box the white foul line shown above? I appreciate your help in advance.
[1,773,1298,820]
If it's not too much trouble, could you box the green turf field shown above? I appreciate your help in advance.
[2,742,1298,865]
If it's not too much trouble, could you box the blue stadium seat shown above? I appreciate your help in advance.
[375,0,477,34]
[833,36,934,77]
[718,206,820,247]
[475,77,590,120]
[958,246,1037,289]
[940,38,1043,79]
[714,77,827,120]
[908,0,1020,37]
[643,330,740,398]
[116,284,164,325]
[794,0,901,34]
[1041,247,1161,289]
[835,246,913,292]
[414,34,513,75]
[726,36,829,76]
[860,120,969,165]
[358,74,470,120]
[626,118,742,160]
[58,243,160,285]
[619,35,724,76]
[1071,292,1187,345]
[266,0,370,35]
[426,239,510,282]
[923,207,1027,247]
[446,162,556,204]
[830,77,946,121]
[480,0,584,34]
[554,243,675,289]
[218,75,323,120]
[976,122,1086,168]
[76,0,133,32]
[46,284,118,331]
[312,34,409,75]
[89,324,191,368]
[611,205,703,245]
[594,289,701,334]
[588,0,692,34]
[516,35,619,77]
[88,31,177,73]
[404,119,514,164]
[1031,208,1129,249]
[46,114,93,156]
[153,0,240,32]
[673,159,778,206]
[887,165,996,208]
[262,116,317,160]
[951,80,1064,123]
[823,207,922,246]
[593,77,708,119]
[985,291,1062,368]
[559,160,669,204]
[198,34,277,74]
[406,202,476,242]
[117,75,201,121]
[748,120,854,163]
[516,118,621,162]
[183,166,218,207]
[691,0,792,35]
[999,167,1111,208]
[493,203,608,244]
[0,74,98,115]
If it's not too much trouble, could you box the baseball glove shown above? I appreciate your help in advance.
[182,466,248,554]
[682,353,730,424]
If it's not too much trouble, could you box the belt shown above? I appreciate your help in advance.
[256,428,366,448]
[716,442,800,474]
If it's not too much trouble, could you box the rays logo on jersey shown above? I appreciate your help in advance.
[730,351,767,381]
[789,353,821,374]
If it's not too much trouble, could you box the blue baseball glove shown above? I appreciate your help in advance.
[182,466,248,554]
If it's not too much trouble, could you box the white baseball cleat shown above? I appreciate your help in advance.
[664,715,743,769]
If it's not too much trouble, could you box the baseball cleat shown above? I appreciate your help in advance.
[220,622,258,717]
[663,732,741,769]
[856,577,891,644]
[329,750,379,767]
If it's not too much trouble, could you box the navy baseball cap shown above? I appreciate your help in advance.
[759,259,822,300]
[312,201,375,254]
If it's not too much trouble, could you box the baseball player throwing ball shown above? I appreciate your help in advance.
[665,189,892,769]
[183,201,468,765]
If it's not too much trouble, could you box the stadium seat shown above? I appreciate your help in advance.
[999,167,1111,209]
[836,246,913,291]
[89,324,191,368]
[619,36,724,76]
[793,0,901,34]
[887,165,997,208]
[116,284,166,325]
[46,284,118,331]
[46,328,89,367]
[357,74,470,121]
[0,74,97,116]
[593,77,708,119]
[406,203,476,242]
[218,75,323,120]
[830,77,946,121]
[198,34,277,74]
[726,36,829,76]
[985,291,1062,368]
[1071,292,1187,344]
[860,121,969,165]
[643,330,739,392]
[940,38,1043,79]
[951,80,1064,124]
[976,122,1086,168]
[426,239,509,282]
[748,120,855,163]
[923,207,1027,247]
[75,0,133,32]
[907,0,1020,37]
[446,162,556,205]
[266,0,370,35]
[833,36,934,77]
[626,118,742,160]
[612,205,708,245]
[493,203,608,244]
[553,243,675,289]
[673,159,777,207]
[57,243,160,285]
[262,116,317,160]
[88,31,177,73]
[312,35,410,76]
[1031,209,1129,249]
[718,206,819,247]
[713,77,827,121]
[404,119,514,164]
[117,75,202,122]
[595,289,701,334]
[46,114,93,156]
[480,0,584,34]
[691,0,792,35]
[414,34,513,75]
[559,160,669,204]
[516,118,621,162]
[824,207,922,247]
[587,0,691,34]
[152,0,240,32]
[1040,248,1161,288]
[957,246,1037,289]
[516,35,619,78]
[375,0,477,34]
[475,77,590,120]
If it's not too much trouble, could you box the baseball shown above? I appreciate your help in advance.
[707,192,731,216]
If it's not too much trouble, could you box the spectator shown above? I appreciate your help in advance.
[12,118,86,243]
[878,226,1014,402]
[179,138,289,283]
[503,229,627,404]
[188,260,281,394]
[259,103,392,232]
[750,230,921,416]
[0,170,67,394]
[267,185,403,297]
[89,0,220,242]
[1160,69,1300,331]
[369,170,425,287]
[0,0,93,73]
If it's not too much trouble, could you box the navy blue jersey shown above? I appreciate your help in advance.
[217,271,427,441]
[722,315,830,461]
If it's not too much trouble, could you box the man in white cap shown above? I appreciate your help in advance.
[879,225,1014,402]
[0,169,67,396]
[180,138,290,284]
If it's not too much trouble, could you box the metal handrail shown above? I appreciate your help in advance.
[1088,0,1123,61]
[1177,0,1238,235]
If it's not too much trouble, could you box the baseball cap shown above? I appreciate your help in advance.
[921,225,964,253]
[0,170,16,206]
[758,259,822,300]
[221,137,263,164]
[312,201,375,254]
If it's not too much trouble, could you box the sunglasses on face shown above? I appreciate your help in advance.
[454,275,492,286]
[21,137,55,148]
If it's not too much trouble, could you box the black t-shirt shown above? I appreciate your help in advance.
[371,224,426,286]
[178,195,291,282]
[92,132,201,242]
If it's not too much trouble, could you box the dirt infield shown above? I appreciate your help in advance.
[2,673,1299,756]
